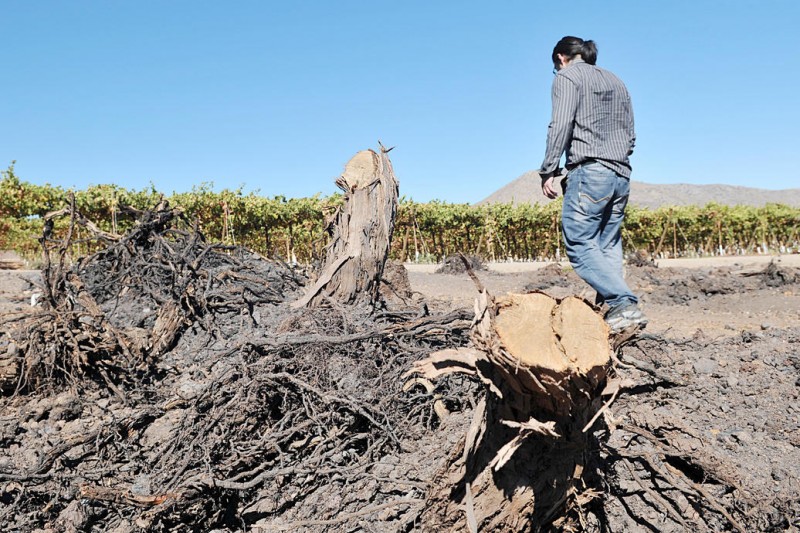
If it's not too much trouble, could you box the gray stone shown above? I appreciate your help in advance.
[731,430,752,443]
[693,357,718,375]
[5,342,17,357]
[131,474,152,495]
[176,379,206,400]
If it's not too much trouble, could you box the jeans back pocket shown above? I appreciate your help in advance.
[577,169,615,215]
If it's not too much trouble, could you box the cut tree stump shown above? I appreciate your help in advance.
[294,145,399,308]
[408,289,613,532]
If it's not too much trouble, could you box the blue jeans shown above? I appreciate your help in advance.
[561,162,637,309]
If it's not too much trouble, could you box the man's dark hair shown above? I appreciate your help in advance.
[552,36,597,68]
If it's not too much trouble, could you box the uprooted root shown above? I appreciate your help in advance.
[0,303,476,532]
[2,196,303,395]
[598,332,800,532]
[0,199,479,532]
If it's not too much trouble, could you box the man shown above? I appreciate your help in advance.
[539,36,647,333]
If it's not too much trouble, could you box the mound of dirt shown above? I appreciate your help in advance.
[523,263,584,293]
[756,260,798,287]
[629,266,747,305]
[626,249,657,268]
[435,254,485,274]
[379,260,417,307]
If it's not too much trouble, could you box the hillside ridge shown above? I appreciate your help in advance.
[478,170,800,209]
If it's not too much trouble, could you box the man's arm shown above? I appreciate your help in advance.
[539,75,579,197]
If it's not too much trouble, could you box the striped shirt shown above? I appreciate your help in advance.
[539,60,635,178]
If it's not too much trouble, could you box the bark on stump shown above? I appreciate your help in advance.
[408,289,612,532]
[294,146,399,308]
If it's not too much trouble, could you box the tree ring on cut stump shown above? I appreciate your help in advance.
[494,293,610,375]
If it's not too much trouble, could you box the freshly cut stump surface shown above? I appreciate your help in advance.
[494,293,610,374]
[341,149,379,189]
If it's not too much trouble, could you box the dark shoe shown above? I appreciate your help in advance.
[605,303,648,333]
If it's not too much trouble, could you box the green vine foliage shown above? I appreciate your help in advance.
[1,167,798,264]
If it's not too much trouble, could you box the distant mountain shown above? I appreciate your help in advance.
[478,170,800,209]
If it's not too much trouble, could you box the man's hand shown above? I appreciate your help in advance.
[541,176,559,199]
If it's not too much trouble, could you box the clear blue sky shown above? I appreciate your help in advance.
[2,0,798,203]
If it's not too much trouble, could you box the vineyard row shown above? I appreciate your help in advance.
[1,167,799,264]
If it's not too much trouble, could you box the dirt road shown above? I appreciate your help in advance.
[406,254,800,337]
